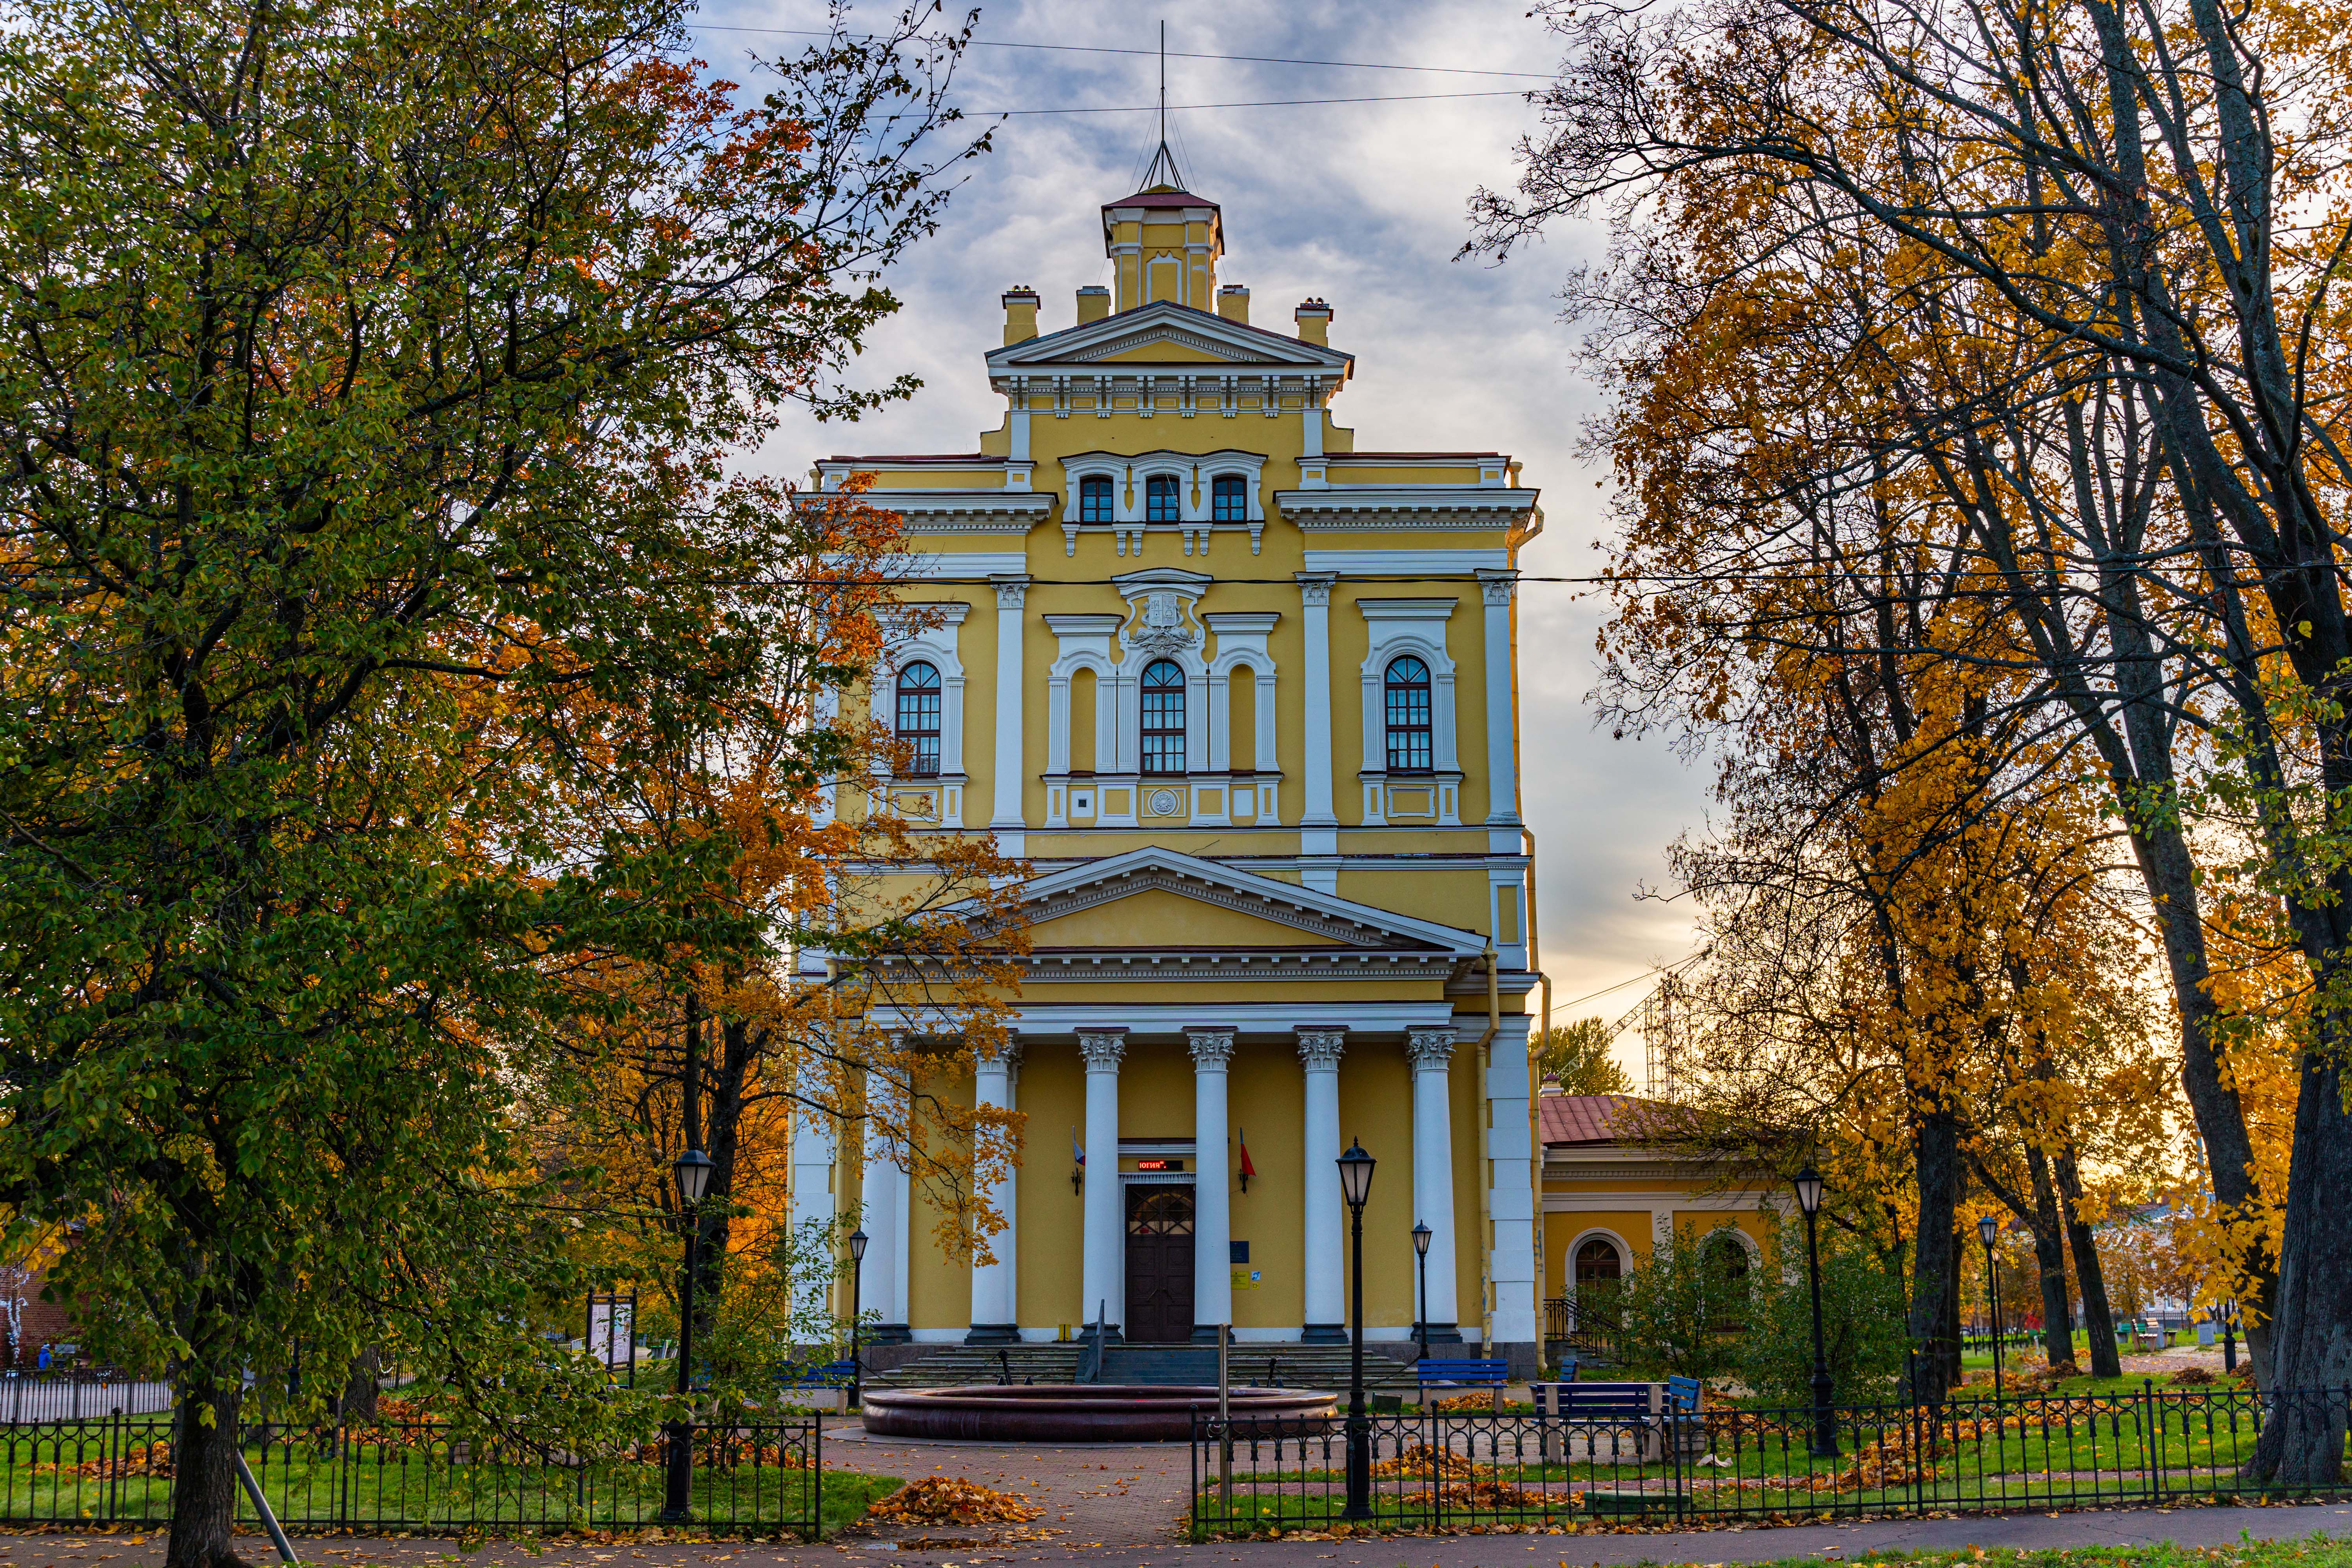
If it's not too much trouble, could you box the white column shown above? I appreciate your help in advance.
[967,1043,1021,1341]
[1296,573,1338,893]
[1296,1026,1347,1338]
[1080,1029,1127,1338]
[1189,1028,1236,1338]
[1406,1025,1462,1341]
[1478,570,1520,845]
[990,575,1029,854]
[1486,1014,1540,1371]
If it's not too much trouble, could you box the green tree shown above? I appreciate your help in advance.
[1736,1218,1912,1409]
[1604,1225,1755,1381]
[0,0,983,1561]
[1539,1018,1636,1096]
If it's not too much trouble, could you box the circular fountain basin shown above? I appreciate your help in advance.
[859,1383,1336,1443]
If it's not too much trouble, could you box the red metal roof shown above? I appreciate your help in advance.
[1539,1094,1650,1147]
[1103,187,1220,211]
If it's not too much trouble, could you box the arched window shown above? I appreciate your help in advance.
[1145,473,1181,522]
[895,661,941,775]
[1384,655,1434,773]
[1574,1237,1623,1287]
[1700,1230,1751,1287]
[1140,659,1187,775]
[1079,475,1113,523]
[1212,474,1247,521]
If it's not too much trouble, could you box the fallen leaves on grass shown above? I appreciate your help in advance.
[36,1442,171,1478]
[863,1476,1044,1526]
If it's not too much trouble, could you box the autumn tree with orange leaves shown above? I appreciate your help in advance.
[0,0,992,1559]
[538,483,1031,1383]
[1476,0,2352,1475]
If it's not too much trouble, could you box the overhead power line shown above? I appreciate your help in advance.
[690,25,1555,79]
[978,91,1528,115]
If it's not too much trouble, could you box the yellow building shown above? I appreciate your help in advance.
[1539,1094,1780,1348]
[801,161,1549,1371]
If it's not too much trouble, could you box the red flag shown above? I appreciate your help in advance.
[1238,1127,1256,1181]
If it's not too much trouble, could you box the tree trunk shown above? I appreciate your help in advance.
[2052,1149,2122,1379]
[1907,1111,1962,1401]
[2023,1146,2076,1368]
[165,1376,249,1568]
[339,1348,380,1425]
[2248,1053,2352,1485]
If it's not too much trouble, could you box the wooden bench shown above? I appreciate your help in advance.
[1415,1357,1510,1410]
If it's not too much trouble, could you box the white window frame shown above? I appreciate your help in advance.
[1356,598,1460,825]
[872,604,970,826]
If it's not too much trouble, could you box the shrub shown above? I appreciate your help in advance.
[1602,1225,1757,1382]
[1734,1217,1911,1408]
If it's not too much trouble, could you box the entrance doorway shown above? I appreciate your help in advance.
[1124,1185,1195,1342]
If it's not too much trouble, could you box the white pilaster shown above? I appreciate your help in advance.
[967,1043,1021,1341]
[1297,573,1338,893]
[1189,1028,1236,1337]
[858,1107,901,1333]
[1297,1026,1347,1339]
[1407,1025,1462,1339]
[1486,1013,1539,1368]
[991,575,1029,854]
[1080,1029,1127,1337]
[789,1077,838,1330]
[1478,570,1520,845]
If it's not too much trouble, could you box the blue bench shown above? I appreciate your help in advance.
[1531,1376,1705,1463]
[777,1359,855,1390]
[1415,1357,1510,1407]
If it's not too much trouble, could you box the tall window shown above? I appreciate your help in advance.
[895,661,941,775]
[1212,474,1247,521]
[1140,659,1187,774]
[1384,655,1434,773]
[1079,475,1113,523]
[1145,473,1181,522]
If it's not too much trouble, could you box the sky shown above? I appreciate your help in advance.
[710,0,1716,1066]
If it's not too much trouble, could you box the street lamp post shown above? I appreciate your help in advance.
[1336,1141,1376,1521]
[847,1228,869,1414]
[1412,1222,1433,1364]
[1792,1164,1838,1460]
[1978,1214,2003,1401]
[2221,1299,2238,1376]
[661,1146,715,1524]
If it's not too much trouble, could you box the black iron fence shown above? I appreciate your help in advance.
[1190,1385,2352,1537]
[0,1413,823,1536]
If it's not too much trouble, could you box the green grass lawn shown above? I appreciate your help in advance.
[0,1427,863,1539]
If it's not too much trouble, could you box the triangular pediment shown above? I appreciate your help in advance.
[1014,847,1483,956]
[987,301,1353,376]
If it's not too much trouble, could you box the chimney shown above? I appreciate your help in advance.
[1002,286,1040,345]
[1217,284,1251,325]
[1076,285,1111,325]
[1294,297,1332,347]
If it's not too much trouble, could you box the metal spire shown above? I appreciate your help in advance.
[1141,20,1185,190]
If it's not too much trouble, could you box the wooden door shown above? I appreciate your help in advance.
[1124,1185,1196,1343]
